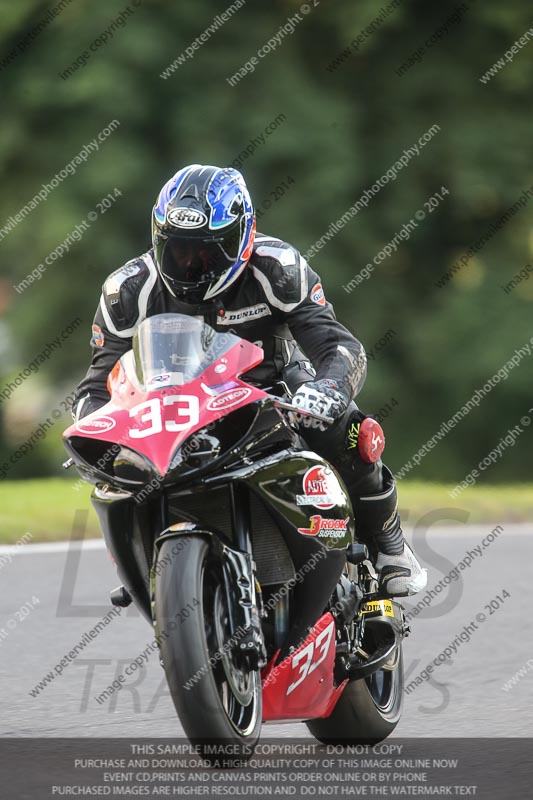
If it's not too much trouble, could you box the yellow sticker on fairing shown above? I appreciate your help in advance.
[361,600,394,617]
[168,521,196,531]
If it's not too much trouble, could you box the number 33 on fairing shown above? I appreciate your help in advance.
[128,396,200,438]
[286,620,335,696]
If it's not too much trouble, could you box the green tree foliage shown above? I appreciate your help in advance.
[0,0,531,481]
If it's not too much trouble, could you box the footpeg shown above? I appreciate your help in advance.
[110,585,132,607]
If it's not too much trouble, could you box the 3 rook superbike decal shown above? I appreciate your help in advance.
[297,514,349,537]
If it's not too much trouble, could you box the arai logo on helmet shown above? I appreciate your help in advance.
[167,207,208,228]
[206,387,252,411]
[76,416,116,435]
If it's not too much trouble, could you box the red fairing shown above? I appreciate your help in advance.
[261,612,347,721]
[63,339,266,476]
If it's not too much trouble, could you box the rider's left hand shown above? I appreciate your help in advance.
[290,379,348,431]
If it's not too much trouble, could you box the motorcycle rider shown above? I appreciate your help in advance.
[72,164,426,597]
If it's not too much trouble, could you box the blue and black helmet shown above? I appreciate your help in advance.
[152,164,256,303]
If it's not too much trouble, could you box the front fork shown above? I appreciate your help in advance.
[153,482,267,670]
[225,482,267,669]
[221,547,266,669]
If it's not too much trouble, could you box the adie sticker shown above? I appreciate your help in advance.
[91,324,105,348]
[206,387,252,411]
[298,515,349,538]
[167,207,208,228]
[296,465,340,509]
[310,282,325,306]
[76,416,116,435]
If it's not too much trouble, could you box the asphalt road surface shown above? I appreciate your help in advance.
[1,523,531,738]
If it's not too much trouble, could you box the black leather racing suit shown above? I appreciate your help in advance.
[73,233,398,549]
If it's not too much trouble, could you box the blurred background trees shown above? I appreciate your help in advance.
[0,0,531,482]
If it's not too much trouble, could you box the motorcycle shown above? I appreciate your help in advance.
[63,312,409,761]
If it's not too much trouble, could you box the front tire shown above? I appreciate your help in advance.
[306,646,403,744]
[154,536,262,761]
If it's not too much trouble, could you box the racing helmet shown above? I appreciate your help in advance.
[152,164,256,303]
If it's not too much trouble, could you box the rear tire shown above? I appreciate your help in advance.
[306,646,403,744]
[154,536,262,762]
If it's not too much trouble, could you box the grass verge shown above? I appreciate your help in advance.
[0,478,98,543]
[0,479,530,544]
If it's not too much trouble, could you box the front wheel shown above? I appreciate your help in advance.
[154,536,262,762]
[306,646,403,744]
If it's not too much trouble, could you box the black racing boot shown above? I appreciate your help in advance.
[351,467,427,597]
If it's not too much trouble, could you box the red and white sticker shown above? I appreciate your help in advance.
[296,465,340,509]
[76,416,116,435]
[298,515,349,538]
[310,282,325,306]
[91,324,105,348]
[147,373,172,389]
[206,387,252,411]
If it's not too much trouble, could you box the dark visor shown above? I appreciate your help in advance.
[158,229,241,287]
